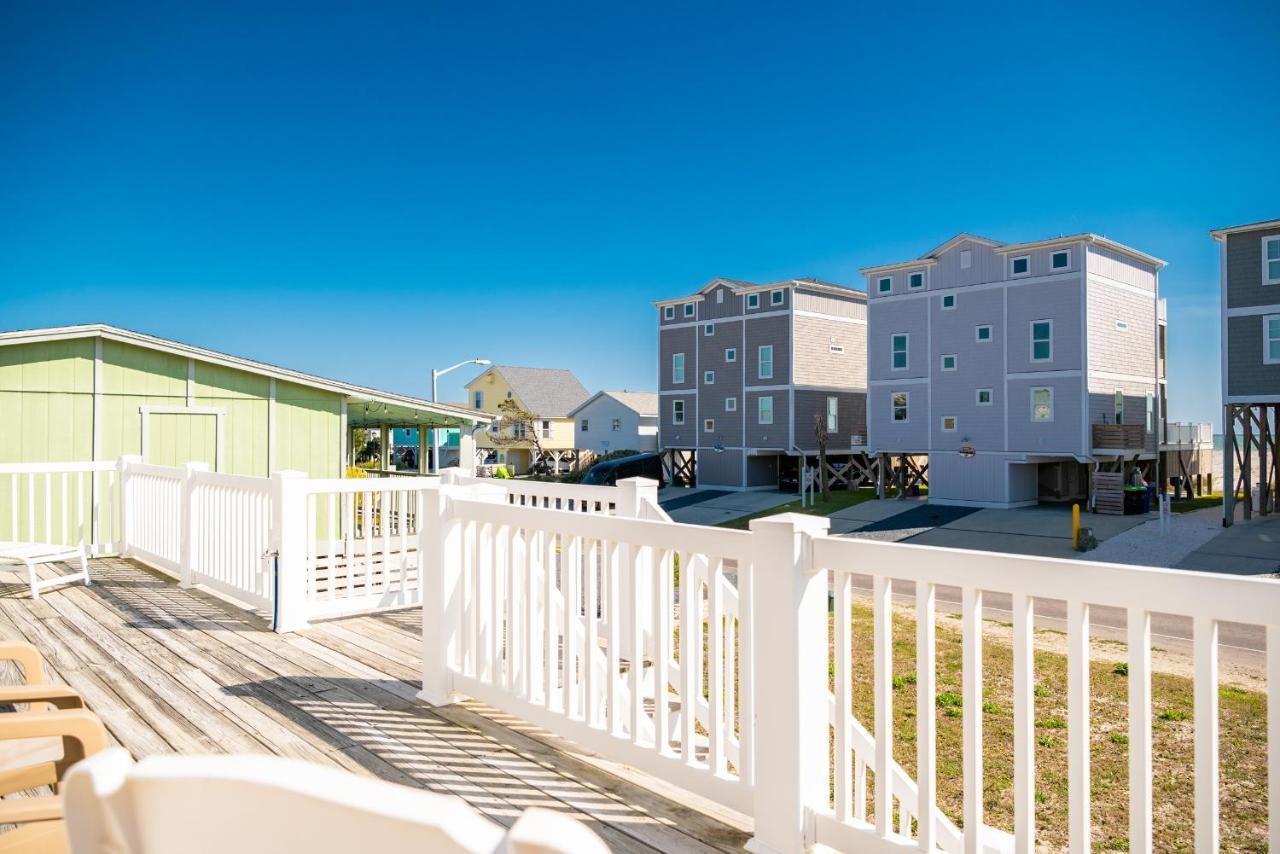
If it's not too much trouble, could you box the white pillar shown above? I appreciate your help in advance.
[458,430,477,475]
[418,428,429,475]
[746,512,831,854]
[269,470,310,633]
[116,455,143,557]
[379,425,391,471]
[179,461,209,588]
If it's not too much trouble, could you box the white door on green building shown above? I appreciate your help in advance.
[142,409,221,470]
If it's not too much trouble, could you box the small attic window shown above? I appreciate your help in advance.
[663,305,674,320]
[908,271,924,289]
[747,293,760,309]
[960,249,972,269]
[716,289,724,303]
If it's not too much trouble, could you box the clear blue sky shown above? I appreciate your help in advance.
[2,2,1277,427]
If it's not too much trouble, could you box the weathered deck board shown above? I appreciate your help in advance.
[0,558,749,852]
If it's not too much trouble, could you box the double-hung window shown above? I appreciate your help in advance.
[541,420,551,439]
[1265,315,1280,364]
[672,400,685,425]
[891,392,909,422]
[473,391,484,409]
[891,334,908,370]
[758,345,774,380]
[1267,236,1280,286]
[612,418,621,431]
[826,396,838,432]
[757,396,774,425]
[1145,393,1153,433]
[672,353,685,384]
[1032,387,1053,422]
[1031,320,1052,361]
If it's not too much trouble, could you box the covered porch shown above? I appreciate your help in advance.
[344,396,486,476]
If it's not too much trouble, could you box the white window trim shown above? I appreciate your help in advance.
[716,289,724,303]
[975,324,992,342]
[704,370,715,385]
[704,323,715,336]
[683,303,695,317]
[940,415,957,433]
[726,397,737,412]
[890,333,909,371]
[672,353,686,384]
[1031,386,1054,422]
[757,396,774,425]
[770,289,785,305]
[663,305,674,320]
[941,294,956,310]
[1030,319,1053,362]
[1264,314,1280,365]
[725,348,737,362]
[747,293,760,309]
[672,400,685,425]
[1265,236,1280,286]
[878,276,892,293]
[940,354,957,371]
[138,406,226,472]
[976,388,993,406]
[826,396,838,432]
[758,345,774,380]
[908,270,925,289]
[704,418,715,433]
[1050,248,1071,271]
[1010,254,1032,278]
[891,391,909,423]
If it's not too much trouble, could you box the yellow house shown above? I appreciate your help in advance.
[465,365,589,474]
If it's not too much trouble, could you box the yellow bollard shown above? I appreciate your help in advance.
[1072,503,1080,549]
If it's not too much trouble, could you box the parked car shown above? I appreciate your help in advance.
[580,452,665,487]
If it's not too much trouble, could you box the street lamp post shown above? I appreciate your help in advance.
[430,358,491,473]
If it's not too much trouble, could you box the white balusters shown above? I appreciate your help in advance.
[1128,608,1153,854]
[917,580,937,852]
[963,587,983,854]
[1193,616,1219,852]
[1067,600,1090,854]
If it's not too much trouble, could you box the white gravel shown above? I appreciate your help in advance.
[1084,507,1222,568]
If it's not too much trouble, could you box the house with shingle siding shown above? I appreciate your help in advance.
[569,391,658,456]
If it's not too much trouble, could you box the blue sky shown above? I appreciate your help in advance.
[2,2,1277,427]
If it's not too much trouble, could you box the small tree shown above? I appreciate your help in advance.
[489,398,547,467]
[814,414,830,502]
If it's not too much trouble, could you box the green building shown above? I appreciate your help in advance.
[0,324,489,478]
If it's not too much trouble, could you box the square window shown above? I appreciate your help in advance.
[771,289,784,305]
[757,396,774,425]
[1051,249,1070,269]
[976,324,992,342]
[704,370,715,384]
[891,334,908,370]
[959,249,972,269]
[704,418,715,433]
[941,294,956,310]
[976,388,993,405]
[747,293,760,309]
[758,345,774,379]
[672,400,685,425]
[684,303,695,317]
[892,392,909,422]
[726,397,737,412]
[878,277,892,293]
[941,354,957,371]
[940,415,957,432]
[1031,320,1052,361]
[1266,237,1280,285]
[725,347,737,362]
[663,305,674,320]
[1032,387,1053,422]
[1011,255,1030,276]
[909,271,924,289]
[704,323,714,336]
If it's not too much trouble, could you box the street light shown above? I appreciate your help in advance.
[430,358,491,473]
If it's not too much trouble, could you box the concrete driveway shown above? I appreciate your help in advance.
[659,488,796,525]
[903,504,1148,559]
[1177,515,1280,575]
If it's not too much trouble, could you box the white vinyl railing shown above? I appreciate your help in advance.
[189,468,274,612]
[121,461,185,573]
[0,461,122,555]
[442,470,622,515]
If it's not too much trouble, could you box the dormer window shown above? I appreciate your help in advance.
[684,303,695,317]
[747,293,760,309]
[1051,249,1070,270]
[771,289,784,306]
[1010,255,1031,277]
[908,271,924,289]
[878,277,892,293]
[663,305,674,320]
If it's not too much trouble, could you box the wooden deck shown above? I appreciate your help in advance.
[0,558,750,853]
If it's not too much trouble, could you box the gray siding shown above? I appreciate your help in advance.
[744,315,790,385]
[792,315,867,388]
[659,326,697,390]
[744,391,789,449]
[1087,382,1157,453]
[1226,315,1280,398]
[1006,377,1082,454]
[698,448,743,488]
[867,299,928,379]
[1086,282,1157,376]
[930,240,1005,288]
[659,393,697,448]
[746,455,779,488]
[928,453,1009,505]
[1001,242,1084,281]
[1007,280,1082,373]
[793,390,867,451]
[659,299,701,326]
[869,384,928,452]
[1225,226,1280,308]
[704,284,745,320]
[1088,245,1157,292]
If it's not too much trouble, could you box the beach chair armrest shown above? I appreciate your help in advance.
[0,642,45,685]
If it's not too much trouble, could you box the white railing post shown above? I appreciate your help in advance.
[458,431,477,475]
[439,467,464,486]
[615,477,659,662]
[116,455,142,556]
[614,476,659,518]
[746,512,830,854]
[179,462,208,588]
[269,470,309,633]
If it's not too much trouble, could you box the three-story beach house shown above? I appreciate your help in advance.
[862,233,1165,508]
[1212,217,1280,524]
[655,278,868,489]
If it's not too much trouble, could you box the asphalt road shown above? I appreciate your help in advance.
[847,576,1267,663]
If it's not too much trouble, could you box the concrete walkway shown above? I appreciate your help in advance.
[660,488,796,525]
[1177,513,1280,576]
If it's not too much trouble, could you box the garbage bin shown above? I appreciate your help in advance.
[1144,484,1155,514]
[1123,486,1146,515]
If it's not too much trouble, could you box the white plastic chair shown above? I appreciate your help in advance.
[64,749,610,854]
[0,542,90,599]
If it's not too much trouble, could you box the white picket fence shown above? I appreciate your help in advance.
[0,461,123,555]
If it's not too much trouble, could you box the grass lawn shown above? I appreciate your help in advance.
[1170,492,1226,513]
[829,602,1269,851]
[716,487,880,530]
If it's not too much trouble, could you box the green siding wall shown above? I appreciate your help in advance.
[194,362,271,477]
[274,380,343,478]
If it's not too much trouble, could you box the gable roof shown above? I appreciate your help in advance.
[568,390,659,419]
[859,231,1166,275]
[655,276,865,307]
[469,365,590,418]
[0,324,489,424]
